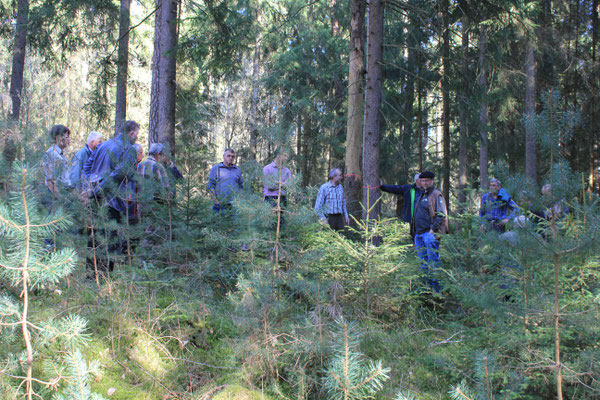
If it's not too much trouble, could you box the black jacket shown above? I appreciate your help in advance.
[381,183,421,223]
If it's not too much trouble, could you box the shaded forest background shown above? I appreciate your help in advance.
[2,0,600,400]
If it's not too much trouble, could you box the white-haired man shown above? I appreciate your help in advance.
[69,131,103,188]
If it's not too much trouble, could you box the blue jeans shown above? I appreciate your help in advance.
[414,232,441,292]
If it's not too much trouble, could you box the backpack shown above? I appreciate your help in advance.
[428,189,449,234]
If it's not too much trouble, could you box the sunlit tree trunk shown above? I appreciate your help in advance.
[115,0,131,135]
[441,0,450,211]
[344,0,365,224]
[5,0,29,163]
[362,0,384,221]
[248,38,260,161]
[149,0,179,153]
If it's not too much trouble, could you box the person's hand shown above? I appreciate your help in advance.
[429,229,434,235]
[345,216,350,225]
[499,218,509,226]
[319,218,328,226]
[480,224,486,233]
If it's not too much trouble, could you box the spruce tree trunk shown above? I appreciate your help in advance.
[362,0,384,221]
[344,0,365,225]
[458,17,469,208]
[525,41,537,184]
[149,0,178,153]
[9,0,28,122]
[5,0,29,163]
[248,37,260,161]
[441,0,450,211]
[478,28,489,190]
[590,0,598,191]
[115,0,131,135]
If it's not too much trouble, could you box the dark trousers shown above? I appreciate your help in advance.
[265,196,287,229]
[327,214,345,231]
[87,206,124,273]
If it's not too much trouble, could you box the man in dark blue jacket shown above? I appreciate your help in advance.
[82,120,139,272]
[83,120,139,219]
[412,171,448,292]
[381,173,422,234]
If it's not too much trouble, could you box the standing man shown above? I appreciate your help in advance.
[42,124,71,199]
[133,143,144,165]
[314,168,349,231]
[381,173,422,236]
[82,120,140,272]
[479,178,519,233]
[68,131,103,189]
[137,143,171,253]
[137,143,170,202]
[263,151,292,208]
[207,148,243,212]
[412,171,448,292]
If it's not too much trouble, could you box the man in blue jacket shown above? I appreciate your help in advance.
[82,120,139,272]
[207,148,243,212]
[412,171,448,292]
[381,173,422,236]
[69,131,103,189]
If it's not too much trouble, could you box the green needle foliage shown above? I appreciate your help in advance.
[0,163,104,400]
[322,319,390,400]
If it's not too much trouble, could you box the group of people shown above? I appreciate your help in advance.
[41,121,182,271]
[41,122,564,288]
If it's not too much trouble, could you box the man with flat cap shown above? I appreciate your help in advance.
[412,171,448,292]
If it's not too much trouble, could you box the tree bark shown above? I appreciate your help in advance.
[441,0,450,211]
[478,28,489,190]
[525,41,537,184]
[362,0,384,221]
[9,0,28,122]
[458,16,469,208]
[149,0,178,153]
[344,0,366,224]
[5,0,29,163]
[590,0,598,191]
[248,37,261,161]
[114,0,131,135]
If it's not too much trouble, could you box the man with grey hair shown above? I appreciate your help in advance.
[133,143,144,165]
[137,143,170,191]
[207,148,243,212]
[479,178,519,233]
[314,168,349,231]
[69,131,103,188]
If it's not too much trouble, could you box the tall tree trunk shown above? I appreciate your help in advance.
[441,0,450,210]
[525,41,537,184]
[114,0,131,135]
[9,0,28,122]
[458,16,469,208]
[330,0,345,171]
[418,81,424,171]
[590,0,598,191]
[301,112,312,187]
[362,0,384,221]
[149,0,178,153]
[5,0,29,163]
[344,0,366,224]
[478,28,489,190]
[248,37,261,161]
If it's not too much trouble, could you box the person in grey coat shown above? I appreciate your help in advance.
[207,148,243,212]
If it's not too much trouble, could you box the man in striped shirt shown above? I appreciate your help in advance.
[314,168,349,231]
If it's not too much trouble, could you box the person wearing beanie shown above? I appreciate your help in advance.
[412,171,448,292]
